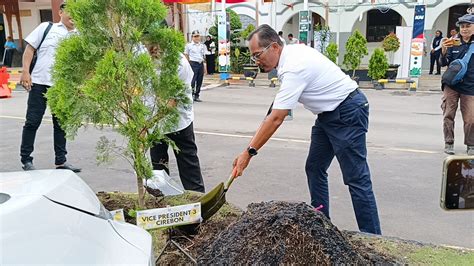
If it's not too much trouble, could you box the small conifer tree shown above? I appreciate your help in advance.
[46,0,185,207]
[343,30,368,77]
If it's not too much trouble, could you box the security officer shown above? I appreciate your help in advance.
[184,30,207,102]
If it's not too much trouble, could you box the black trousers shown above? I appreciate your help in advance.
[20,84,67,165]
[206,55,215,74]
[430,52,441,74]
[190,61,204,98]
[150,122,205,193]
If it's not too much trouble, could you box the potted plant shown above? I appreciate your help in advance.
[325,42,339,64]
[382,32,400,78]
[343,29,368,82]
[368,48,389,90]
[47,0,186,208]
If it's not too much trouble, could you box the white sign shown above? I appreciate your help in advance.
[136,203,201,230]
[110,209,125,223]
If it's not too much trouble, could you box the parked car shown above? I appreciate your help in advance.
[0,170,153,265]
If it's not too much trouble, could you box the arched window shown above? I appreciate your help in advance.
[366,9,402,42]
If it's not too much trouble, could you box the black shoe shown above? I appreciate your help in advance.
[435,73,441,75]
[56,162,82,173]
[22,162,36,171]
[194,98,202,102]
[429,72,433,75]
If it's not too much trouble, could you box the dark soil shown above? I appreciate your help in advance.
[99,193,397,265]
[196,201,370,265]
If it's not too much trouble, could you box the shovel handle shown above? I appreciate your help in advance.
[224,175,235,191]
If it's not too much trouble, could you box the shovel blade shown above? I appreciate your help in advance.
[199,182,225,221]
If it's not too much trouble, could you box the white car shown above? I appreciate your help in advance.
[0,170,153,265]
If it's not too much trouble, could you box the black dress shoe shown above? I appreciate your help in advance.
[194,98,202,102]
[56,162,82,173]
[22,162,36,171]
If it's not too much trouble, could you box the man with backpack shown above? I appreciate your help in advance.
[19,2,81,172]
[440,14,474,156]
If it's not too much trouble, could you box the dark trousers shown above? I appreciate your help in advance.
[430,52,441,74]
[206,55,215,74]
[190,61,204,99]
[305,89,381,234]
[150,122,205,193]
[20,84,67,165]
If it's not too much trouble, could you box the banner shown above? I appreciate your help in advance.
[409,5,426,77]
[217,13,230,74]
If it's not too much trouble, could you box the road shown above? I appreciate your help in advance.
[1,83,473,248]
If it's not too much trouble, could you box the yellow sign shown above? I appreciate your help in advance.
[136,203,201,230]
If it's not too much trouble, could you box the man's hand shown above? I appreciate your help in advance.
[20,72,32,92]
[232,151,252,178]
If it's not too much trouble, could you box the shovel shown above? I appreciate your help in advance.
[199,175,235,221]
[198,102,274,221]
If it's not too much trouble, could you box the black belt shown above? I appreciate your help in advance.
[190,61,203,64]
[346,88,360,99]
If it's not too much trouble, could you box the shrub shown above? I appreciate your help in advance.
[325,43,338,64]
[368,48,389,80]
[343,30,368,77]
[382,33,400,64]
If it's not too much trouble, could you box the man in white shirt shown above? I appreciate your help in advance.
[19,2,80,172]
[278,31,286,45]
[287,33,299,45]
[148,51,205,193]
[232,24,381,235]
[184,30,207,102]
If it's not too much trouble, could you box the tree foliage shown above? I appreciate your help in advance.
[343,30,368,77]
[46,0,185,207]
[368,48,389,80]
[382,32,400,53]
[325,42,339,64]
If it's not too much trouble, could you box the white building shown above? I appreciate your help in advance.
[187,0,472,69]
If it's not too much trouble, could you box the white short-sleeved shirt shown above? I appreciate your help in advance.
[184,42,206,63]
[25,22,77,86]
[288,38,299,45]
[273,44,358,115]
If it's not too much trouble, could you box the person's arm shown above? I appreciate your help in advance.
[231,109,288,178]
[184,43,190,61]
[440,38,454,67]
[19,44,35,91]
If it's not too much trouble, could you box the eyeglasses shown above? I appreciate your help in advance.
[251,42,276,62]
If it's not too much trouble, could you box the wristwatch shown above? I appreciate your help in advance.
[247,147,258,157]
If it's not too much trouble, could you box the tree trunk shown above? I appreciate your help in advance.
[136,173,145,207]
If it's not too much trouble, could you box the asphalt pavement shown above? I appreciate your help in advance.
[1,81,473,249]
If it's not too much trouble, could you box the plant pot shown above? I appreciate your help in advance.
[242,64,259,79]
[386,64,399,79]
[373,81,384,90]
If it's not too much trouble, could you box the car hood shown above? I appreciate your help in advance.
[0,170,100,215]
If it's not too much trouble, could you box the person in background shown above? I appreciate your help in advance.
[19,2,81,172]
[287,33,299,45]
[184,30,206,102]
[146,44,205,193]
[449,28,459,38]
[440,14,474,155]
[3,36,17,67]
[278,31,286,45]
[429,30,443,75]
[204,35,216,75]
[4,36,16,49]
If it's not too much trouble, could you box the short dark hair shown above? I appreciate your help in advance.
[288,33,293,38]
[278,31,283,36]
[247,24,283,48]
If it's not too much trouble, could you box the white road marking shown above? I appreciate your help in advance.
[0,115,439,154]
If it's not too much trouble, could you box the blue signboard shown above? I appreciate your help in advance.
[409,5,426,77]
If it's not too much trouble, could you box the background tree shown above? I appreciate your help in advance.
[382,32,400,65]
[325,42,339,64]
[343,30,368,77]
[46,0,185,207]
[368,48,389,80]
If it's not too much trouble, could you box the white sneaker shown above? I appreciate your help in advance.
[444,144,455,155]
[467,146,474,156]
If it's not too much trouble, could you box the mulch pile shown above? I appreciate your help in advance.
[195,201,369,265]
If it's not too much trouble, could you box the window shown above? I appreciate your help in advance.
[39,9,52,23]
[366,9,401,42]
